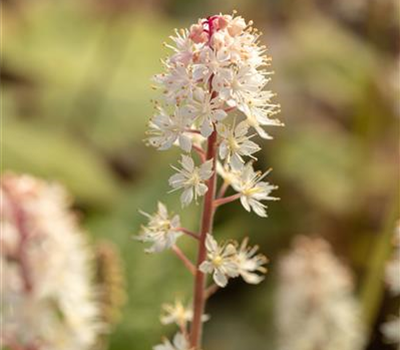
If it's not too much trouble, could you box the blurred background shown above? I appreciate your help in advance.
[2,0,399,349]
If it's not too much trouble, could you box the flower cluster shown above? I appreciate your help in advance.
[148,12,281,210]
[138,12,279,349]
[0,173,102,350]
[381,222,400,349]
[276,236,366,350]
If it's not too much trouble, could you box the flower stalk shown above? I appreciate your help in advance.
[190,128,218,347]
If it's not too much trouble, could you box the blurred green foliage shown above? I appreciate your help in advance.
[2,0,399,349]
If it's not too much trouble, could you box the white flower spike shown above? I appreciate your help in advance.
[0,173,102,350]
[139,12,282,349]
[276,237,366,350]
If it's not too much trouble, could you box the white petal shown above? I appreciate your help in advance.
[193,65,208,81]
[181,155,195,172]
[157,202,168,217]
[216,123,229,137]
[199,160,213,180]
[199,261,213,274]
[169,173,186,188]
[213,109,227,121]
[240,140,260,156]
[173,333,188,349]
[241,271,264,284]
[205,234,218,253]
[250,200,267,217]
[230,153,244,171]
[196,183,208,197]
[235,121,249,138]
[200,119,213,138]
[214,270,228,287]
[254,125,273,140]
[179,135,192,152]
[181,188,193,207]
[219,141,228,160]
[240,196,251,212]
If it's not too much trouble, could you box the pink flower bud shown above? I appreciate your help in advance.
[189,24,208,43]
[215,16,229,31]
[228,17,246,37]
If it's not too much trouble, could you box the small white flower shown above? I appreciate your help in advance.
[241,91,282,139]
[190,88,227,137]
[169,155,213,207]
[213,65,264,108]
[154,63,197,104]
[153,332,190,350]
[216,162,242,186]
[236,238,268,284]
[160,300,208,327]
[136,202,182,253]
[199,234,239,287]
[147,107,194,152]
[381,313,400,346]
[385,254,400,295]
[217,121,260,170]
[231,162,278,217]
[166,29,195,66]
[192,46,231,83]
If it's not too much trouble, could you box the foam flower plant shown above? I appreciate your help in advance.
[136,12,281,349]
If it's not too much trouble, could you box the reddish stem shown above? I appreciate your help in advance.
[224,106,236,113]
[189,17,221,348]
[217,181,229,199]
[185,129,201,135]
[176,227,200,241]
[172,245,196,275]
[213,193,241,208]
[205,284,220,299]
[189,128,218,348]
[193,145,206,163]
